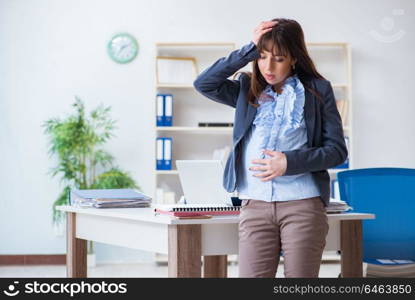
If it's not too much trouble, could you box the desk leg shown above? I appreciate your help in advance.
[168,224,201,278]
[67,212,87,278]
[340,220,363,277]
[203,255,228,278]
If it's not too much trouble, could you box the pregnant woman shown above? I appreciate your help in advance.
[193,18,348,278]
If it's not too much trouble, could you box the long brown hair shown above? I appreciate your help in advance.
[242,18,325,107]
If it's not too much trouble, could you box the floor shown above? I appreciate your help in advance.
[0,262,341,278]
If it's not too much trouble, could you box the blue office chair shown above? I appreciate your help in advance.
[337,168,415,271]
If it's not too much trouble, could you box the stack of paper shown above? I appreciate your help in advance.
[326,197,352,213]
[70,189,152,208]
[364,259,415,278]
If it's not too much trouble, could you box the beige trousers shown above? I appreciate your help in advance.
[238,196,329,278]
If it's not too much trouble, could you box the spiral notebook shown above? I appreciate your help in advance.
[154,203,240,217]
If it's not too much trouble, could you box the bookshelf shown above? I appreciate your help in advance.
[307,43,353,184]
[154,42,236,264]
[307,42,352,262]
[154,41,236,200]
[153,41,352,264]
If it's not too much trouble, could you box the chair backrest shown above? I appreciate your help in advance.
[337,168,415,261]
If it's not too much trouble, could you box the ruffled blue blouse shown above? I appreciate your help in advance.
[236,74,321,202]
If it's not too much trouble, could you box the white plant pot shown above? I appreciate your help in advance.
[87,253,96,267]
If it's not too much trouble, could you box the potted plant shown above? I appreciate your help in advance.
[43,97,140,266]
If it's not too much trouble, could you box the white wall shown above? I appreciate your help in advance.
[1,0,414,263]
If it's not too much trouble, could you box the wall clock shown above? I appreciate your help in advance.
[107,33,139,64]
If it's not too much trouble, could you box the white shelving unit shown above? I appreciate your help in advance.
[154,42,237,264]
[307,42,353,183]
[153,41,352,264]
[154,41,236,200]
[307,42,352,262]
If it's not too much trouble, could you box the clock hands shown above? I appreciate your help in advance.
[108,34,138,63]
[118,44,131,58]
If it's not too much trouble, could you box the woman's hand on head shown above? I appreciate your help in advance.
[249,149,287,181]
[252,20,278,46]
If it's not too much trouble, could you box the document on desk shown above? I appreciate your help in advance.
[70,189,152,208]
[326,197,353,213]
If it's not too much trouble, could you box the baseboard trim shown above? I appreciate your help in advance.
[0,255,66,265]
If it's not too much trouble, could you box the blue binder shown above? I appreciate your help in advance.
[156,137,164,170]
[156,137,172,170]
[156,94,173,126]
[163,137,172,170]
[156,94,164,126]
[164,94,173,126]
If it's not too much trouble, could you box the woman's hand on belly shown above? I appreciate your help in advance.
[249,149,287,181]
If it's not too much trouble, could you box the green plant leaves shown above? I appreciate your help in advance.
[91,168,139,190]
[43,97,138,225]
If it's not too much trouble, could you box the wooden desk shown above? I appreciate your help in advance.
[57,205,375,278]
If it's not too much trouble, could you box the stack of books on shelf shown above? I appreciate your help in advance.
[70,189,152,208]
[364,259,415,278]
[198,122,233,127]
[326,197,352,213]
[154,203,240,218]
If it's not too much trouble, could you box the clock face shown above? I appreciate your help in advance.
[107,33,138,64]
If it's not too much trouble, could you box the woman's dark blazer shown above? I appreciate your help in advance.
[193,41,348,207]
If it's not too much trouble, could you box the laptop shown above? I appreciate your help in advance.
[176,160,240,206]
